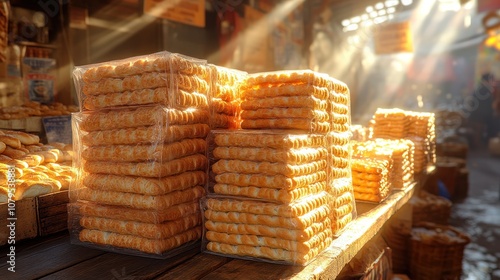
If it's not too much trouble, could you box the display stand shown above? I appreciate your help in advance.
[0,183,415,279]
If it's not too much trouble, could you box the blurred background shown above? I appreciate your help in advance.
[1,0,499,125]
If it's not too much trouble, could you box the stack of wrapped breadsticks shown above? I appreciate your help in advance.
[352,138,414,191]
[210,65,245,129]
[371,108,436,174]
[351,158,391,203]
[71,52,212,256]
[206,131,332,265]
[204,70,355,265]
[0,129,74,202]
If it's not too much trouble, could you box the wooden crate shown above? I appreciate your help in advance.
[0,197,38,245]
[37,190,69,236]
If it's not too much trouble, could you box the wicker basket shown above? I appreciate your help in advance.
[410,222,470,280]
[410,191,452,226]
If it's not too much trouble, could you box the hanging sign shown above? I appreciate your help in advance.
[144,0,205,28]
[373,21,413,55]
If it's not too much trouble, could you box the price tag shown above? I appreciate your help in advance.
[42,115,72,144]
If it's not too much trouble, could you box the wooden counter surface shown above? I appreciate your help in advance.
[0,184,415,280]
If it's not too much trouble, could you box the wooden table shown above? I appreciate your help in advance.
[0,184,414,280]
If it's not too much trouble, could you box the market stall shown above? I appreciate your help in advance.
[0,182,414,279]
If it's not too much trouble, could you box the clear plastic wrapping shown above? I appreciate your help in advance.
[209,65,246,129]
[351,155,393,204]
[327,131,357,236]
[207,129,328,205]
[69,104,209,258]
[351,139,414,191]
[370,109,436,175]
[200,194,334,266]
[72,51,210,112]
[239,70,338,134]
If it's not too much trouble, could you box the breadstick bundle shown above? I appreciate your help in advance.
[329,178,356,235]
[406,136,426,174]
[239,70,343,134]
[352,139,414,190]
[202,193,334,265]
[351,158,391,203]
[69,200,203,255]
[209,130,328,204]
[407,111,436,169]
[371,108,410,139]
[69,105,209,256]
[325,131,356,234]
[210,65,246,129]
[73,52,210,112]
[326,76,351,134]
[388,139,414,190]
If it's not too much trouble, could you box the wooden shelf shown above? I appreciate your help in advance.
[0,183,416,279]
[206,183,416,280]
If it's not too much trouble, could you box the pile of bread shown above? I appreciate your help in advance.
[0,101,79,120]
[71,52,213,255]
[370,108,436,174]
[0,129,74,202]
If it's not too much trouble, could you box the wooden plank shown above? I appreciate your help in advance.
[200,259,303,280]
[0,235,105,278]
[39,212,68,236]
[0,231,67,261]
[0,197,38,246]
[37,190,69,206]
[39,246,200,280]
[38,204,67,218]
[36,190,69,237]
[156,252,230,280]
[201,183,416,280]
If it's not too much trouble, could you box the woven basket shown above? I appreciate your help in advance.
[410,222,470,280]
[411,191,452,226]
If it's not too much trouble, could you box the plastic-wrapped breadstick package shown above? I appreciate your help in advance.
[207,129,328,205]
[208,65,246,129]
[326,131,357,236]
[200,192,334,266]
[72,51,210,112]
[239,70,334,134]
[69,104,210,258]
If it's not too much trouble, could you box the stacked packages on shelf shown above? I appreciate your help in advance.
[206,131,332,265]
[351,138,414,202]
[370,108,436,174]
[203,70,356,265]
[351,158,391,203]
[239,71,332,133]
[210,65,245,129]
[325,77,354,235]
[70,52,212,256]
[0,129,75,202]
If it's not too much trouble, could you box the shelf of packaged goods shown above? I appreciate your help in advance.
[0,182,416,279]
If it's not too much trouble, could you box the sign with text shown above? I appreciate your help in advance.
[478,0,500,13]
[373,21,413,55]
[144,0,205,28]
[42,115,72,144]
